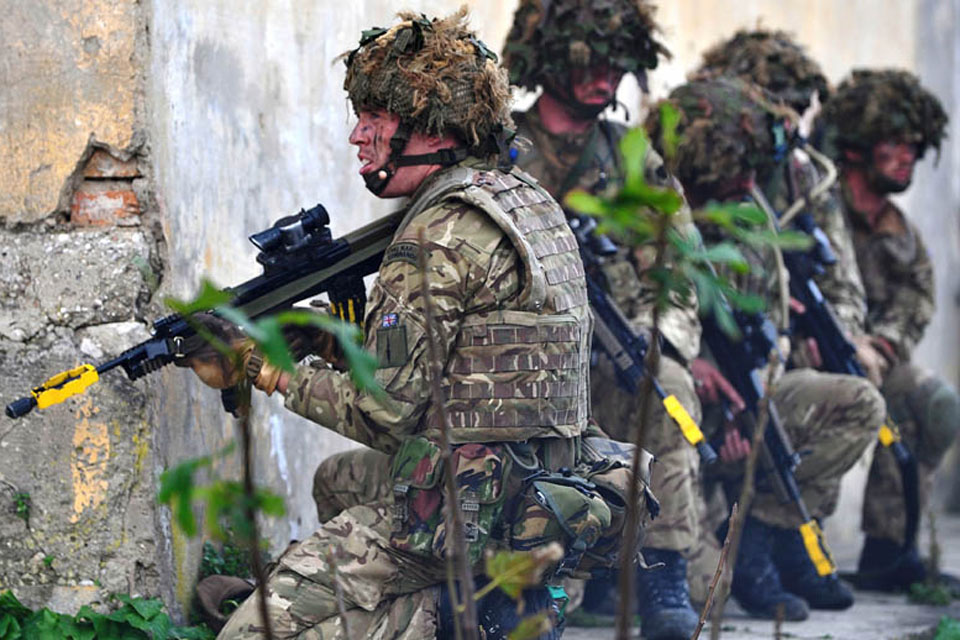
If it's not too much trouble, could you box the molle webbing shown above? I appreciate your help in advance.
[404,163,591,441]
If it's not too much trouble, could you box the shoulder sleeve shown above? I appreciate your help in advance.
[283,202,518,453]
[870,221,935,359]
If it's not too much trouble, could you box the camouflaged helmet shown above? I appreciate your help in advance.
[695,29,830,115]
[646,77,789,196]
[821,69,948,160]
[343,9,513,155]
[502,0,669,92]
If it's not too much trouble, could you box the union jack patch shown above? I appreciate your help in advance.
[381,313,399,328]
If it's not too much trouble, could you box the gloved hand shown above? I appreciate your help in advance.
[174,313,250,389]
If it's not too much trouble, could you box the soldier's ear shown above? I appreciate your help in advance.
[843,148,866,164]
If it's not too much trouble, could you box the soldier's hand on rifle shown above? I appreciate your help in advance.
[174,313,250,389]
[788,298,823,369]
[719,423,751,463]
[691,358,746,413]
[852,334,891,386]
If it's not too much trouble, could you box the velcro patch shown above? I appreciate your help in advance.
[377,324,409,368]
[383,241,420,267]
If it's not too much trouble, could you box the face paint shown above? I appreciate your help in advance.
[349,109,402,180]
[868,140,919,194]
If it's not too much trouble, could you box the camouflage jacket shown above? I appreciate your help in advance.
[839,189,935,361]
[512,107,702,362]
[765,149,868,337]
[284,157,592,451]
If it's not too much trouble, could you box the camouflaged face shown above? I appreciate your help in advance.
[646,77,787,194]
[502,0,669,91]
[822,69,948,159]
[343,8,513,149]
[695,29,830,114]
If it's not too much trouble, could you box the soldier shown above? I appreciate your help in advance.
[646,77,884,619]
[502,2,704,638]
[820,69,960,590]
[179,10,613,638]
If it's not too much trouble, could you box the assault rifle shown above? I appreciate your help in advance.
[568,212,717,465]
[700,302,838,578]
[750,184,921,550]
[6,204,404,419]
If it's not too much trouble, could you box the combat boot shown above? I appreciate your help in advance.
[635,548,699,640]
[771,526,854,609]
[438,577,562,639]
[854,536,926,591]
[729,517,809,621]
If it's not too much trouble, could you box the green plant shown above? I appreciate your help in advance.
[0,590,215,639]
[199,539,265,580]
[12,493,30,526]
[935,616,960,640]
[909,582,953,606]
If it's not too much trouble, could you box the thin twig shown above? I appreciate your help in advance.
[774,602,784,640]
[327,547,353,640]
[690,502,737,640]
[416,228,480,640]
[709,351,780,640]
[616,212,670,640]
[237,383,275,640]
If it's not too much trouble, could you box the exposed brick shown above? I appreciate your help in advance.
[82,149,140,179]
[70,181,140,226]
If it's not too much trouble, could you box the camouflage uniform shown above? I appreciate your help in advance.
[513,107,704,555]
[822,69,958,546]
[221,13,599,639]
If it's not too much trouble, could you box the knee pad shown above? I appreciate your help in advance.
[909,375,960,462]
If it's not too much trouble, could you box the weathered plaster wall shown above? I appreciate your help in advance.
[0,0,140,224]
[0,0,167,615]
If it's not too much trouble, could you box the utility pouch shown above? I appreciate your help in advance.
[509,470,611,577]
[576,437,659,574]
[389,437,510,564]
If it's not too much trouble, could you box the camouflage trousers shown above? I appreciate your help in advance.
[748,369,883,528]
[218,499,442,639]
[591,354,702,553]
[863,363,960,544]
[313,448,393,523]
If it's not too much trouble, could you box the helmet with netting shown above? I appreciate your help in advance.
[502,0,669,92]
[343,8,512,152]
[820,69,947,160]
[646,77,789,194]
[694,29,829,115]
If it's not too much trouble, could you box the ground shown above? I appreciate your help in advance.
[566,512,960,640]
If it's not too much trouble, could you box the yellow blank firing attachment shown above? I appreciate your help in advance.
[33,364,100,410]
[662,394,705,445]
[878,423,901,447]
[799,520,837,577]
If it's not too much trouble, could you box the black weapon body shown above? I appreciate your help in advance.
[568,213,717,465]
[6,205,404,419]
[700,305,838,577]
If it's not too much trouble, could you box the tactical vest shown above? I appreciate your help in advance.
[398,163,593,443]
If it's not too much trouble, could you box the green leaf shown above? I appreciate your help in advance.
[157,456,213,537]
[508,613,551,640]
[618,127,650,194]
[659,102,681,162]
[484,545,562,601]
[165,279,234,316]
[563,190,608,216]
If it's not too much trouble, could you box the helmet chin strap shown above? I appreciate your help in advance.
[362,122,469,196]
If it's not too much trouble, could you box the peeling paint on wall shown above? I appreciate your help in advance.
[69,400,110,523]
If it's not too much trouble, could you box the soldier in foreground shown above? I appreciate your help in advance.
[502,2,705,638]
[180,10,625,638]
[820,69,960,590]
[647,77,884,619]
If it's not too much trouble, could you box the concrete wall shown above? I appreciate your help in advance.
[1,0,957,618]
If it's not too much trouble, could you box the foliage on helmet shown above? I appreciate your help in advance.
[695,29,829,115]
[502,0,669,91]
[821,69,948,159]
[342,8,513,150]
[646,77,789,192]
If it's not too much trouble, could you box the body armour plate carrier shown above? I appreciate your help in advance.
[399,164,593,443]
